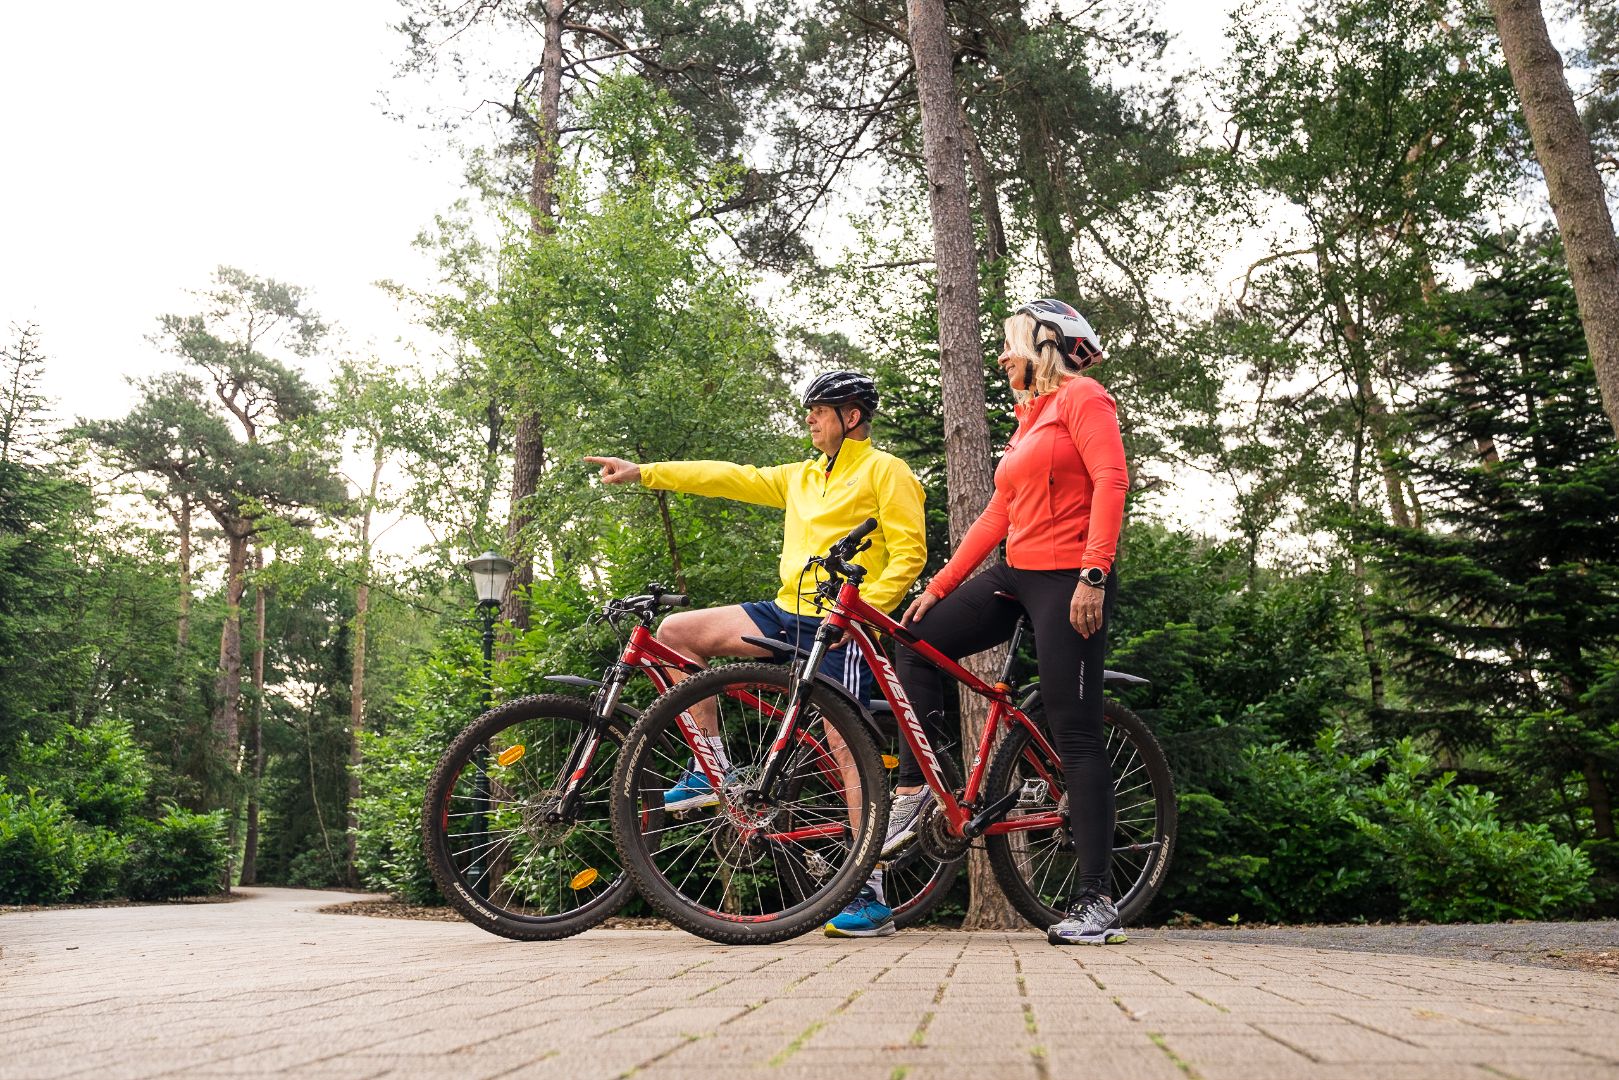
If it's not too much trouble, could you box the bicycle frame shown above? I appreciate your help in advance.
[545,624,699,818]
[755,581,1068,842]
[568,624,847,840]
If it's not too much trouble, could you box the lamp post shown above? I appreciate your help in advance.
[464,551,513,900]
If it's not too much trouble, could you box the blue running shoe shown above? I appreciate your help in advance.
[824,887,896,938]
[663,763,721,811]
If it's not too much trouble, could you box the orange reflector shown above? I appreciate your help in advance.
[569,868,600,890]
[881,754,899,770]
[496,745,525,767]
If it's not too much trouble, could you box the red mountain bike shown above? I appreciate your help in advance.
[611,520,1175,942]
[421,585,708,940]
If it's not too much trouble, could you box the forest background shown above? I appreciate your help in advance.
[2,0,1618,925]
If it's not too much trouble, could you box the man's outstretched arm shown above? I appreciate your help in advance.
[585,454,789,509]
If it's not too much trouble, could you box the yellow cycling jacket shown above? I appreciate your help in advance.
[640,437,927,616]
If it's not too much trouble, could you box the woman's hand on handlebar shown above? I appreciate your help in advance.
[903,590,941,626]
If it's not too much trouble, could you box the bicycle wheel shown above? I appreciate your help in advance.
[983,699,1175,927]
[609,663,887,945]
[881,750,964,929]
[422,694,632,940]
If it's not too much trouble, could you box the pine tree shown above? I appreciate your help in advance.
[1366,233,1619,851]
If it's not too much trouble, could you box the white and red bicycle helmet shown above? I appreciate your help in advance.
[1016,298,1104,371]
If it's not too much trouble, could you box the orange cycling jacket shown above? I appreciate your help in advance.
[927,376,1128,599]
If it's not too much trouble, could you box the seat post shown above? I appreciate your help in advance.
[992,589,1027,688]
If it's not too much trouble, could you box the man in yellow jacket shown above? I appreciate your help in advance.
[584,368,926,778]
[588,371,926,938]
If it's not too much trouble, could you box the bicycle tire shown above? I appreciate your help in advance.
[983,699,1175,927]
[609,663,888,945]
[882,751,965,929]
[422,694,632,940]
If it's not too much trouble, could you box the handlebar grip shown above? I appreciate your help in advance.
[658,594,690,609]
[844,517,878,546]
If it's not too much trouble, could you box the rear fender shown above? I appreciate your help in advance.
[1018,669,1150,713]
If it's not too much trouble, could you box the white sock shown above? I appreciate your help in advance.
[867,869,885,904]
[703,735,730,771]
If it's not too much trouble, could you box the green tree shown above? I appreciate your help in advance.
[1366,234,1619,858]
[0,322,50,465]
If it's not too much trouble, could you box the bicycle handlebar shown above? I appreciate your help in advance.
[829,517,878,559]
[594,584,690,627]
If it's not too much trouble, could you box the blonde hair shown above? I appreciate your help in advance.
[1003,312,1077,403]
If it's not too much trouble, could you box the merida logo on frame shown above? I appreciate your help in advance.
[871,655,944,782]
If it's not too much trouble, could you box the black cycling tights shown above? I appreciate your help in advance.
[894,565,1116,899]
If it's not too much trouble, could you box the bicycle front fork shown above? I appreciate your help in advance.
[747,622,835,804]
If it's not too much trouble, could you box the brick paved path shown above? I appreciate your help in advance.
[3,887,1616,1080]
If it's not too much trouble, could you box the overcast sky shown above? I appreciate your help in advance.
[1,0,1235,428]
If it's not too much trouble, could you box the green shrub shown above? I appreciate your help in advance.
[71,826,128,901]
[1348,741,1594,921]
[1163,732,1596,924]
[285,847,343,889]
[355,721,449,904]
[122,805,227,901]
[355,637,491,905]
[10,718,151,830]
[1178,740,1398,924]
[0,788,81,903]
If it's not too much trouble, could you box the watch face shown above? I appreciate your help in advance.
[1081,568,1104,586]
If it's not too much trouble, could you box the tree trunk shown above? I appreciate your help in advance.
[959,102,1009,310]
[1345,407,1388,711]
[1585,756,1615,841]
[347,452,383,887]
[175,498,193,656]
[212,525,249,892]
[1319,249,1414,528]
[501,414,544,631]
[654,490,690,596]
[240,546,267,886]
[906,0,1019,929]
[1488,0,1619,440]
[213,527,250,774]
[501,0,568,630]
[1017,111,1080,301]
[530,0,566,237]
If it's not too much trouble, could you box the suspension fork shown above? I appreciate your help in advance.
[552,665,630,821]
[748,620,837,804]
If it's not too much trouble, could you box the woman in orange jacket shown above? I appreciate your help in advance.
[890,298,1130,946]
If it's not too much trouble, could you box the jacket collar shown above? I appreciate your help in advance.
[821,434,874,478]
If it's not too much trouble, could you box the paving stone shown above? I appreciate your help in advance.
[3,888,1617,1080]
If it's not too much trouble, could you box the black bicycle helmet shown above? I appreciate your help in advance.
[1015,299,1104,371]
[802,370,879,424]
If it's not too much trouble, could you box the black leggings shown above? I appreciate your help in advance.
[894,564,1116,898]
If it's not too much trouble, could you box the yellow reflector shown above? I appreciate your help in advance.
[881,754,899,770]
[569,868,600,890]
[496,745,525,767]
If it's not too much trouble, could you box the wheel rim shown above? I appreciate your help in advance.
[624,680,870,924]
[999,717,1167,920]
[434,714,624,923]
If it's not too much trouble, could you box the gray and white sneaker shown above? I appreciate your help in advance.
[1047,894,1128,946]
[880,788,936,858]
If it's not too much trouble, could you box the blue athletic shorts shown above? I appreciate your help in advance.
[741,600,874,706]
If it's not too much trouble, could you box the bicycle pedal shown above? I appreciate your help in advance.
[1017,779,1048,807]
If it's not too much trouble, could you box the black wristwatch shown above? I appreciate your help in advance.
[1077,567,1106,589]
